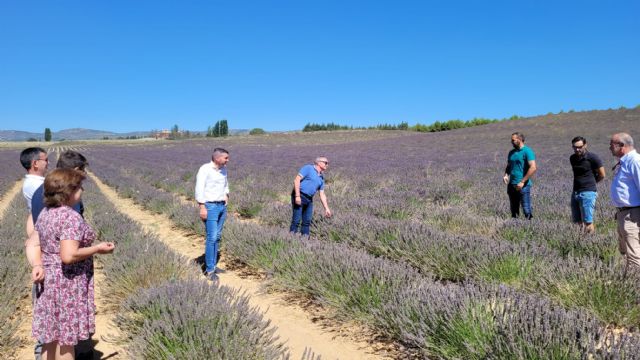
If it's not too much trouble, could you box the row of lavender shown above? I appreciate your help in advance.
[0,149,28,198]
[79,169,640,357]
[83,110,634,324]
[0,195,31,355]
[86,150,639,328]
[81,109,640,356]
[80,181,294,359]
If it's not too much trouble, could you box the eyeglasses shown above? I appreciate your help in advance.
[36,157,48,163]
[319,160,329,165]
[610,142,624,147]
[572,145,584,150]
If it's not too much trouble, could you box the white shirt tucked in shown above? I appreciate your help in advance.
[195,162,229,203]
[23,174,45,210]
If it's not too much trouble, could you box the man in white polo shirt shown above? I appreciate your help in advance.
[609,133,640,274]
[195,148,230,281]
[20,147,48,236]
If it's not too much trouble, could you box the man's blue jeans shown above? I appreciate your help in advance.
[507,183,532,219]
[205,202,227,273]
[290,194,313,235]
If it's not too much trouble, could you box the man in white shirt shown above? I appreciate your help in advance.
[20,147,48,236]
[20,147,48,360]
[609,133,640,273]
[195,148,230,281]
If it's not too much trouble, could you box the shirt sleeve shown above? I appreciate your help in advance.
[194,165,206,203]
[526,148,536,161]
[31,186,45,223]
[590,153,603,169]
[298,165,310,179]
[60,211,84,241]
[224,170,230,195]
[631,158,640,195]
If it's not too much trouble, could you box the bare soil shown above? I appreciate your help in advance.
[89,172,391,359]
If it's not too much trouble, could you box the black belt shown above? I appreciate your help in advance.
[206,201,225,204]
[617,206,640,211]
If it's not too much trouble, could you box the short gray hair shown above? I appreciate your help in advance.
[314,157,328,164]
[617,133,635,148]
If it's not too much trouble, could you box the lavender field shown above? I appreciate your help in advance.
[2,108,640,358]
[73,108,640,358]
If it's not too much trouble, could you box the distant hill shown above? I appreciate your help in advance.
[0,128,250,141]
[0,128,150,141]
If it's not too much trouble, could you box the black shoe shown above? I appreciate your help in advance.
[206,272,219,282]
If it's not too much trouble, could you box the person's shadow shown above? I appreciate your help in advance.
[90,339,118,359]
[195,252,221,274]
[195,254,206,274]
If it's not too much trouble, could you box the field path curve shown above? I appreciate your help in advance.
[88,171,386,360]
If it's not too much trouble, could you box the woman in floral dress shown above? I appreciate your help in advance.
[31,169,115,360]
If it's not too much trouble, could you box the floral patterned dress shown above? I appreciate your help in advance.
[32,205,96,346]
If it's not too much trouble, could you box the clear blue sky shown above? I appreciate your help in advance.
[1,0,638,133]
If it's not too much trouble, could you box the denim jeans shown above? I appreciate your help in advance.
[507,183,532,219]
[571,191,598,224]
[290,193,313,235]
[205,202,227,273]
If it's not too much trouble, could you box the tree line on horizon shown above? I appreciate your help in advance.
[302,115,522,133]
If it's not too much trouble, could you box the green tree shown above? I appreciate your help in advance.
[208,119,229,137]
[249,128,266,135]
[44,128,52,141]
[169,124,180,140]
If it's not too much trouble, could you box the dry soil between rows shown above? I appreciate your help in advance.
[89,172,387,360]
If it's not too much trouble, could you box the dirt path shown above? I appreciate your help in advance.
[0,179,23,217]
[89,172,387,360]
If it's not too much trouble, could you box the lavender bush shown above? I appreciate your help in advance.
[0,149,28,198]
[0,196,31,353]
[79,182,292,357]
[115,280,288,359]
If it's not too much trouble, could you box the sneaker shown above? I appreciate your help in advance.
[214,267,226,274]
[206,272,219,282]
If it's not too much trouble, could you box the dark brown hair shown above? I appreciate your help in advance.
[44,169,86,208]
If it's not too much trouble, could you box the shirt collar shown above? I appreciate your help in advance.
[25,174,45,180]
[621,149,638,163]
[210,161,224,171]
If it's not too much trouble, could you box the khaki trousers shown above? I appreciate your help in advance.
[617,207,640,271]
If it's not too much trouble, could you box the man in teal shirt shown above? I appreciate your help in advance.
[503,132,537,219]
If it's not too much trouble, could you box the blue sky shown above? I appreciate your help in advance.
[1,0,638,133]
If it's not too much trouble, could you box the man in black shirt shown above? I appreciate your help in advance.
[570,136,606,233]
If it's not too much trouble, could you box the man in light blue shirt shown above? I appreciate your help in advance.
[609,133,640,272]
[290,157,332,236]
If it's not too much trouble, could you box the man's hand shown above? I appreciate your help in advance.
[324,208,332,218]
[32,265,44,283]
[199,206,208,221]
[515,181,524,191]
[295,196,302,206]
[96,242,115,254]
[502,174,509,185]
